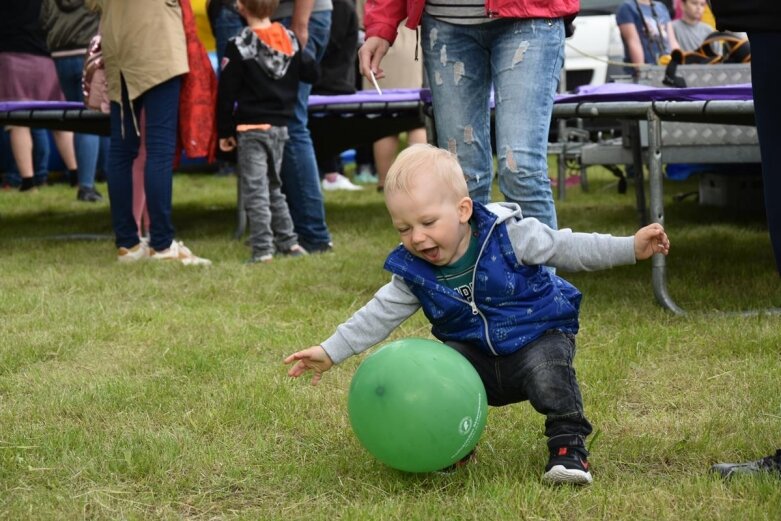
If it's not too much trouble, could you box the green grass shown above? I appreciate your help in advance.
[1,168,780,520]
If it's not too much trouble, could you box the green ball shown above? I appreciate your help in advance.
[347,338,488,473]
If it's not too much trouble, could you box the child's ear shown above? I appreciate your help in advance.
[457,197,473,224]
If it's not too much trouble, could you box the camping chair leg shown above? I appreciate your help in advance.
[647,109,685,315]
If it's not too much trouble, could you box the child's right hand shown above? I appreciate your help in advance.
[634,223,670,260]
[219,137,236,152]
[283,346,333,386]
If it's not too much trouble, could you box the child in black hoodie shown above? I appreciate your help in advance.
[216,0,318,263]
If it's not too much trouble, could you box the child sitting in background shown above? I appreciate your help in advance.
[284,144,670,484]
[216,0,316,263]
[672,0,715,51]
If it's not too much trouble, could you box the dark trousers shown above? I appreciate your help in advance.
[446,330,592,446]
[748,31,781,275]
[107,76,180,252]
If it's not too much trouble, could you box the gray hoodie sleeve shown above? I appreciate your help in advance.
[506,216,637,271]
[320,275,421,364]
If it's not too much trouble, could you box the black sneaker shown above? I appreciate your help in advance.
[300,241,333,254]
[710,449,781,479]
[77,186,103,202]
[543,445,593,485]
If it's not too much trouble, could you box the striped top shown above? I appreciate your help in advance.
[424,0,494,25]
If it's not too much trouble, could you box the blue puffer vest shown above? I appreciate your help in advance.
[384,202,582,356]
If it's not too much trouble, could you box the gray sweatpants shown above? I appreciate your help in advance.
[236,127,298,258]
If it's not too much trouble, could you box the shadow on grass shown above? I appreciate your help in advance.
[0,189,392,244]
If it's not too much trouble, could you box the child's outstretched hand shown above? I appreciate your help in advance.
[219,137,236,152]
[634,223,670,260]
[284,346,334,386]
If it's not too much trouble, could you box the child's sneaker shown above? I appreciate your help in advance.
[710,449,781,479]
[543,445,593,485]
[117,241,150,263]
[246,253,273,264]
[150,240,211,266]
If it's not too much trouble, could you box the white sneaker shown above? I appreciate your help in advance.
[150,240,212,266]
[117,241,150,263]
[322,174,363,191]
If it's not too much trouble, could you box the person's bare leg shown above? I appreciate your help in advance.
[8,126,35,179]
[373,128,427,190]
[373,135,400,190]
[52,130,78,170]
[407,127,427,146]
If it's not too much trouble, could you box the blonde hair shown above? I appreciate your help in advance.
[384,144,469,199]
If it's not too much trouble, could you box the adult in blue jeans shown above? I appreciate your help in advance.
[273,0,334,253]
[206,0,245,67]
[359,0,576,231]
[40,0,105,202]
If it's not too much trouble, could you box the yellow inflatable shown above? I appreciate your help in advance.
[191,0,216,52]
[702,4,716,30]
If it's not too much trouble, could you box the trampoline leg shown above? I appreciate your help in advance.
[647,109,685,315]
[629,120,649,226]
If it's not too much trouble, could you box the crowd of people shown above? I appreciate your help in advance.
[0,0,778,481]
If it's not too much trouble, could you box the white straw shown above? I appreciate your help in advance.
[369,70,383,96]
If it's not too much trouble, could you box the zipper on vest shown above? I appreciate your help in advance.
[469,215,500,356]
[453,296,496,356]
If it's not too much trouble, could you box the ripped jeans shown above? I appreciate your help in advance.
[421,15,564,230]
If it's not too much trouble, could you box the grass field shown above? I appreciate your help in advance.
[1,168,780,520]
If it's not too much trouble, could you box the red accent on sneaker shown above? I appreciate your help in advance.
[581,458,590,470]
[558,447,568,456]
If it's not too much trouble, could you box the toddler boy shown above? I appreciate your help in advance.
[284,144,670,484]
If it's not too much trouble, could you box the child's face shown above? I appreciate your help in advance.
[385,174,473,266]
[682,0,706,22]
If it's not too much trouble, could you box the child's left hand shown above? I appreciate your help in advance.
[219,137,236,152]
[634,223,670,260]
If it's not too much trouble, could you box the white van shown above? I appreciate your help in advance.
[564,0,626,91]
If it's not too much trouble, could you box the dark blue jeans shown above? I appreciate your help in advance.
[54,54,108,190]
[748,31,781,275]
[211,6,245,71]
[275,10,333,250]
[107,76,180,251]
[446,330,592,445]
